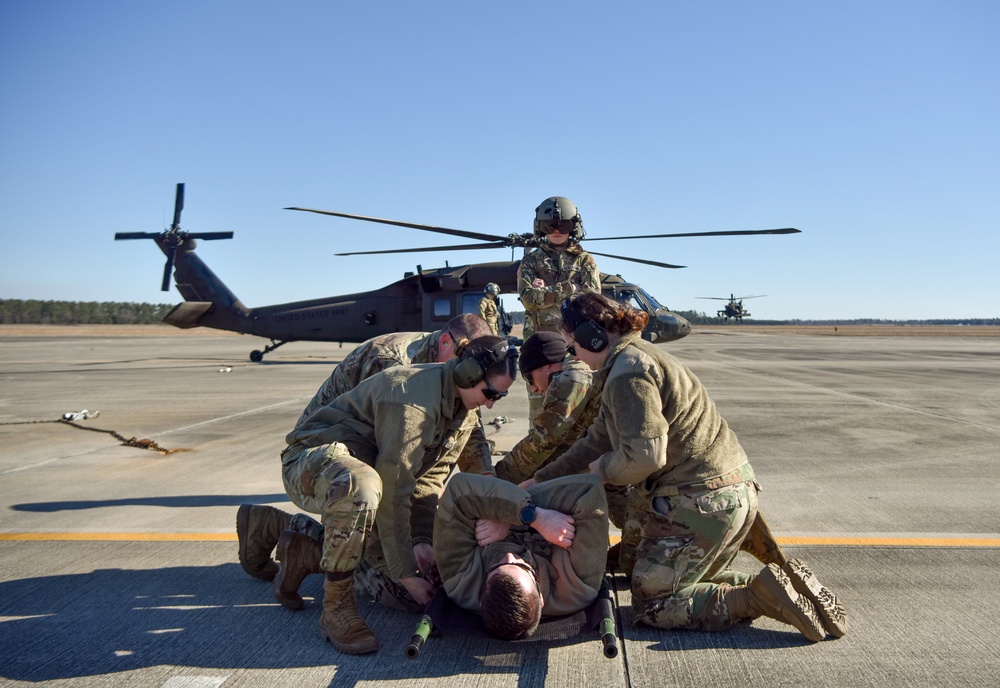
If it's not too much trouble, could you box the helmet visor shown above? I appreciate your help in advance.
[541,220,575,235]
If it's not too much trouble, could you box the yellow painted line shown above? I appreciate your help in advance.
[2,533,999,547]
[0,533,238,542]
[779,536,1000,547]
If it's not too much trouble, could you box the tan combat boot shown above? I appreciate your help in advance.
[320,574,379,654]
[272,530,323,610]
[236,504,292,581]
[783,558,849,638]
[726,564,826,642]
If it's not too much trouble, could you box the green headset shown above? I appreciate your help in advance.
[453,339,514,389]
[560,297,610,353]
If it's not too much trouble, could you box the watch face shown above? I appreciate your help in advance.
[520,504,536,525]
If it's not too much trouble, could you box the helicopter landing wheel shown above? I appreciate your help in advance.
[249,339,288,363]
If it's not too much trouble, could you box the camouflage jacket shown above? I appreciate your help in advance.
[286,360,482,579]
[296,331,441,426]
[477,296,499,335]
[295,330,492,475]
[534,332,754,498]
[517,242,600,337]
[434,473,609,617]
[495,358,604,484]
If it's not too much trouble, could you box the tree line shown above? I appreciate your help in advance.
[1,299,995,327]
[0,299,174,325]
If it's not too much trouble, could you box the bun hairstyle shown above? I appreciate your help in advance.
[560,292,648,351]
[452,337,471,358]
[453,335,519,389]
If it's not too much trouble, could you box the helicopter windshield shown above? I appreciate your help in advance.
[638,287,665,311]
[615,288,664,314]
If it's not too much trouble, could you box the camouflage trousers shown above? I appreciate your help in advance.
[281,442,381,575]
[623,480,758,632]
[283,510,424,613]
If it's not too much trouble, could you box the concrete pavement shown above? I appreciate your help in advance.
[1,328,997,687]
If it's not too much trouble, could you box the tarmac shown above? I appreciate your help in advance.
[0,327,998,687]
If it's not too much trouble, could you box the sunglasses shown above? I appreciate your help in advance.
[542,221,574,235]
[482,379,508,402]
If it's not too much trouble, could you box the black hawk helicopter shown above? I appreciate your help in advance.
[116,184,799,361]
[697,294,767,321]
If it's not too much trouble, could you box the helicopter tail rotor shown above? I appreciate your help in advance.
[115,183,234,291]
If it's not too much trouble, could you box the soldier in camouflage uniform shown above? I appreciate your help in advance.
[478,283,501,336]
[236,316,495,601]
[517,197,601,422]
[494,332,602,484]
[280,337,519,654]
[294,313,493,428]
[530,293,847,641]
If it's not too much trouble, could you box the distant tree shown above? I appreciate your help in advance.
[0,300,174,325]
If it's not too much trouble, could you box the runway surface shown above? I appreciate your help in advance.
[1,327,997,687]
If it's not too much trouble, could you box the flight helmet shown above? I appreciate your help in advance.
[484,283,501,296]
[533,196,585,241]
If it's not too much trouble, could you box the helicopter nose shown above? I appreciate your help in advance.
[675,315,692,337]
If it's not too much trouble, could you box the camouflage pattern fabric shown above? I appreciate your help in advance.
[353,558,425,613]
[517,242,600,340]
[281,443,380,574]
[627,480,758,632]
[295,331,440,428]
[285,360,482,581]
[294,330,493,476]
[477,296,499,336]
[495,359,603,485]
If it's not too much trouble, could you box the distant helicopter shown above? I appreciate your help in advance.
[116,184,799,361]
[697,294,767,321]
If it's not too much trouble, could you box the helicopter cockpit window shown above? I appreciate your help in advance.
[432,297,453,320]
[617,290,648,313]
[639,287,664,311]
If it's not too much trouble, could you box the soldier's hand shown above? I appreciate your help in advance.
[475,518,511,547]
[413,542,436,574]
[532,278,545,289]
[532,508,576,549]
[519,478,537,490]
[401,576,435,607]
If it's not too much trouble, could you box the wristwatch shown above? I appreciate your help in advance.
[519,503,537,525]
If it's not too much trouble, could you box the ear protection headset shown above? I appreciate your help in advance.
[560,298,610,353]
[453,339,512,389]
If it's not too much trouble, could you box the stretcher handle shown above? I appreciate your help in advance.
[405,615,434,659]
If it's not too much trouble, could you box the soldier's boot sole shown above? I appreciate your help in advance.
[754,564,827,642]
[784,558,849,638]
[321,619,380,655]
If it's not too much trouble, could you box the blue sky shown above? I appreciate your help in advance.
[1,1,997,320]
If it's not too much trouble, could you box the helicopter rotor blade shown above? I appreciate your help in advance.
[336,242,511,257]
[584,228,801,242]
[586,250,686,269]
[286,207,508,244]
[160,246,176,291]
[187,232,235,240]
[172,183,185,229]
[115,232,162,240]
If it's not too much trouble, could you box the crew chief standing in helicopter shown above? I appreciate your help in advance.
[517,197,600,420]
